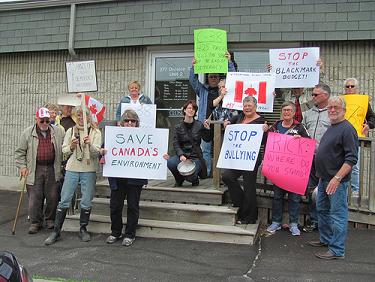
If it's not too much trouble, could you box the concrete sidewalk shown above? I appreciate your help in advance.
[1,188,374,281]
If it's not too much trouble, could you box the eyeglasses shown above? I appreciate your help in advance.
[39,118,50,124]
[124,119,137,123]
[327,106,343,111]
[345,85,356,88]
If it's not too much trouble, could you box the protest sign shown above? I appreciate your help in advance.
[194,28,227,74]
[66,60,97,92]
[217,124,264,171]
[57,94,81,106]
[103,126,169,180]
[343,94,369,137]
[269,47,320,88]
[262,132,316,195]
[121,103,157,129]
[222,72,275,112]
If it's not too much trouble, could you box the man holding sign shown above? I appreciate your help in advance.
[342,77,375,197]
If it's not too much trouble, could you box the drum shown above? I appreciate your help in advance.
[177,160,196,176]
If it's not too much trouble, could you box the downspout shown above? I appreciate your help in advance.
[68,3,77,59]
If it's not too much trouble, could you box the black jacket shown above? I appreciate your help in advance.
[268,119,310,138]
[173,120,209,160]
[366,103,375,129]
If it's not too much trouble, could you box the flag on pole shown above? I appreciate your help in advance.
[85,95,105,125]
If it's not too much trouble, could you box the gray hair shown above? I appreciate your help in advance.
[120,109,140,127]
[243,96,257,107]
[314,83,331,97]
[344,77,358,87]
[281,101,296,112]
[73,106,92,124]
[328,95,346,110]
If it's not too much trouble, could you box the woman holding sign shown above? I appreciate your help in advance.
[167,100,210,187]
[222,96,267,225]
[44,106,102,245]
[265,101,310,236]
[115,80,152,123]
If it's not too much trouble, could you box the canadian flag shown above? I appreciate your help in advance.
[85,95,105,125]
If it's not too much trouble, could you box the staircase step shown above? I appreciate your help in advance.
[64,214,258,245]
[92,198,238,226]
[95,184,223,205]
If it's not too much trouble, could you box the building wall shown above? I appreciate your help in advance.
[1,0,375,53]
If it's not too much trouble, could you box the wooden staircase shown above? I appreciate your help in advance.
[63,178,259,245]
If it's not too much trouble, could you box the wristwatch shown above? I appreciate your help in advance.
[334,175,342,182]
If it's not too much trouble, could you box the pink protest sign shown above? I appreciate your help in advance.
[262,132,316,195]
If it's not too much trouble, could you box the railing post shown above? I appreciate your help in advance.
[368,139,375,212]
[212,121,223,188]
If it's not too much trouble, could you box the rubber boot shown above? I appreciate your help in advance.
[44,208,67,246]
[79,208,91,242]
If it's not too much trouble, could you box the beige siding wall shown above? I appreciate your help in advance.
[1,41,374,176]
[0,47,146,176]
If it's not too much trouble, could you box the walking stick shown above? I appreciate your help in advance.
[12,176,27,235]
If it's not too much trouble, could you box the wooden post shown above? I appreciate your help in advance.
[80,93,90,165]
[212,121,223,188]
[368,138,375,212]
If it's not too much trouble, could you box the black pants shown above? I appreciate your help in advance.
[109,179,142,239]
[222,168,258,222]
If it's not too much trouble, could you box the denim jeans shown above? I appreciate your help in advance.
[317,179,349,257]
[350,148,360,193]
[271,186,301,224]
[58,171,96,210]
[201,139,212,177]
[167,155,201,184]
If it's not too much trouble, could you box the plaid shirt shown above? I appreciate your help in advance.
[36,127,55,164]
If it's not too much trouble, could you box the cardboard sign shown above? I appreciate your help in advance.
[103,126,169,180]
[217,124,264,171]
[194,28,228,74]
[269,47,320,88]
[121,103,157,129]
[343,94,369,137]
[262,132,316,195]
[57,94,81,106]
[66,60,97,92]
[223,72,275,112]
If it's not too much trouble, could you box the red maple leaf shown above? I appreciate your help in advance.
[244,87,257,96]
[89,104,97,115]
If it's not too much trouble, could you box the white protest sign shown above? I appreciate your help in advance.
[57,94,81,106]
[103,126,169,180]
[269,47,320,88]
[217,124,264,171]
[66,60,97,92]
[121,104,157,129]
[222,72,275,112]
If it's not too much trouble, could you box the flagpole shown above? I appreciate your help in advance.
[80,93,90,165]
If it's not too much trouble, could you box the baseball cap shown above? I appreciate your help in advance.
[36,107,51,118]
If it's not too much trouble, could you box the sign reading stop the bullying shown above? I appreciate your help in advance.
[269,47,320,88]
[222,72,275,112]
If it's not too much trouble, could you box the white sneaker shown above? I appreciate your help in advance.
[122,237,135,247]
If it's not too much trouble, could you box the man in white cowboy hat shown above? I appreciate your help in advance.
[15,107,65,234]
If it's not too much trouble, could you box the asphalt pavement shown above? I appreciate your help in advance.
[1,189,374,282]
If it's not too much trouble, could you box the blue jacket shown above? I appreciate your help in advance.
[189,62,236,122]
[115,93,153,121]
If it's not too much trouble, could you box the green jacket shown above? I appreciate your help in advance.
[15,124,65,185]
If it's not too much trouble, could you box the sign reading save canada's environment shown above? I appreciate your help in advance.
[269,47,320,88]
[223,72,275,112]
[217,124,264,171]
[194,28,228,74]
[121,104,157,129]
[103,126,169,180]
[262,132,316,195]
[343,94,369,137]
[66,60,97,92]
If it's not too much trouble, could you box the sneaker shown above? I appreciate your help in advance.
[266,222,281,234]
[122,237,135,247]
[106,234,123,244]
[302,222,318,233]
[192,180,199,187]
[289,223,300,236]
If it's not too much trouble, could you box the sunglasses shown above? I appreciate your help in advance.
[124,119,137,123]
[345,85,355,88]
[312,93,321,97]
[39,118,50,124]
